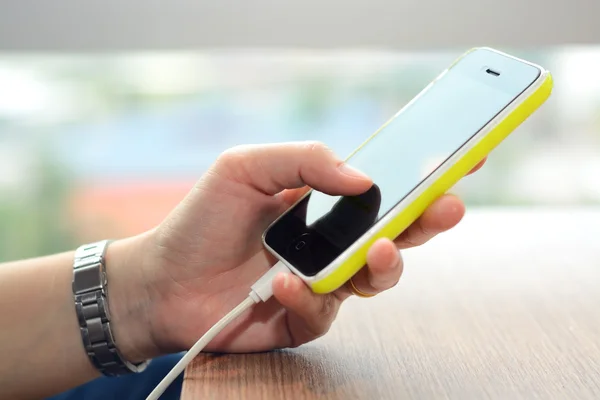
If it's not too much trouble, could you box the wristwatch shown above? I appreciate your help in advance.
[72,240,151,376]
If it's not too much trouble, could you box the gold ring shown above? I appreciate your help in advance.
[347,277,375,298]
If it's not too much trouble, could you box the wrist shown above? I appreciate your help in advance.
[104,233,161,362]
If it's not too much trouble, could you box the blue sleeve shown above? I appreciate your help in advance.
[46,353,184,400]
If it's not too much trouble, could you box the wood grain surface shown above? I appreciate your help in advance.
[183,209,600,399]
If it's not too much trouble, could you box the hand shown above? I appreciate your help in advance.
[107,142,485,362]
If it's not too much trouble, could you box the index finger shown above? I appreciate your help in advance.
[214,141,373,196]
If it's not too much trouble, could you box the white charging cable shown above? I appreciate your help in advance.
[145,261,291,400]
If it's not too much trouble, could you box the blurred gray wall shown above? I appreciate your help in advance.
[0,0,597,50]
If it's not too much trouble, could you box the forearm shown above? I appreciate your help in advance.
[0,251,98,399]
[0,235,159,399]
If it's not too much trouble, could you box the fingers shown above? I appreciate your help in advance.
[336,193,465,299]
[273,239,403,346]
[336,238,403,301]
[272,272,340,345]
[467,157,487,175]
[278,186,311,209]
[395,193,465,249]
[214,141,372,196]
[273,192,465,341]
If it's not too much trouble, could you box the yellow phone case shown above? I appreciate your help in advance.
[309,52,554,294]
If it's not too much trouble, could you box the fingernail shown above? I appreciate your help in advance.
[282,274,290,289]
[338,163,370,180]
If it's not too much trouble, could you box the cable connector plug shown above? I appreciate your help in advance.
[249,261,291,303]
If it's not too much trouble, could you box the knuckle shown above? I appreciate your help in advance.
[373,278,395,292]
[368,278,386,291]
[319,296,337,319]
[400,231,423,248]
[387,277,401,290]
[415,218,431,239]
[215,149,239,169]
[401,222,431,248]
[303,297,338,340]
[304,141,331,156]
[216,145,248,165]
[370,267,402,291]
[213,145,258,182]
[310,322,331,341]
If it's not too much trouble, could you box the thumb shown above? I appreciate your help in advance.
[212,141,372,196]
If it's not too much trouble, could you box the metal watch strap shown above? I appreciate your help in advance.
[72,240,150,376]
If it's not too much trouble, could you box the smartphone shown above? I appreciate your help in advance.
[262,47,553,294]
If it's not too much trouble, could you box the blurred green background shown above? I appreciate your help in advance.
[0,47,598,261]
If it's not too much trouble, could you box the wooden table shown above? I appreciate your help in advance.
[183,209,600,399]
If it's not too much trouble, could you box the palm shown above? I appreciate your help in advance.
[150,174,331,353]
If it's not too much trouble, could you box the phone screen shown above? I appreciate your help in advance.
[265,48,541,276]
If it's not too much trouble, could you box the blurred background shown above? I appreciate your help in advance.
[0,0,599,261]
